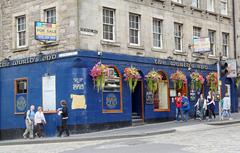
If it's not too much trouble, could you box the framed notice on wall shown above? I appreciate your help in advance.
[42,75,56,112]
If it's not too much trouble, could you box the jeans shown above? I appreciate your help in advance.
[176,108,183,121]
[199,107,205,120]
[221,109,231,119]
[183,110,189,122]
[23,120,34,138]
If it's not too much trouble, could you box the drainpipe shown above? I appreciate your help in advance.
[232,0,237,59]
[0,3,3,60]
[76,0,80,49]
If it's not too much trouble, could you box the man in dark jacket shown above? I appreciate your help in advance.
[58,100,70,137]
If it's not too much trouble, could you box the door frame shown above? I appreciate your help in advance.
[132,80,144,120]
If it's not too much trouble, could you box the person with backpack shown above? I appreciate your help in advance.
[182,94,190,122]
[57,100,70,137]
[23,105,35,139]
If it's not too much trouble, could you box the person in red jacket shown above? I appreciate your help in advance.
[175,92,183,121]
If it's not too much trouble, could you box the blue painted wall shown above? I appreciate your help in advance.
[0,50,237,138]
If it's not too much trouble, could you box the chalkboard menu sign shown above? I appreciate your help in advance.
[146,92,154,104]
[190,90,196,102]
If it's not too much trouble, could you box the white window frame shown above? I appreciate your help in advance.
[102,7,115,41]
[152,18,163,49]
[220,0,228,15]
[174,23,183,52]
[44,7,56,23]
[129,13,141,45]
[222,32,229,57]
[172,0,182,3]
[208,29,216,56]
[193,26,201,39]
[16,15,26,48]
[207,0,214,12]
[192,0,200,8]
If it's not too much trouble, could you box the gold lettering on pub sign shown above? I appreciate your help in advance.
[154,59,208,70]
[0,54,57,68]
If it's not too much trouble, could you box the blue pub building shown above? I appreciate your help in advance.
[0,50,238,140]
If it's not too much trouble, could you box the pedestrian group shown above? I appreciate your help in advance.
[173,91,232,122]
[23,100,70,139]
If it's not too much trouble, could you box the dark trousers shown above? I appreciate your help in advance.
[207,105,215,119]
[36,123,44,137]
[59,119,70,136]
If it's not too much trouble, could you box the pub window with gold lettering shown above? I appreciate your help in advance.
[14,78,28,114]
[102,66,122,113]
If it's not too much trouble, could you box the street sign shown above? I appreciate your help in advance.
[226,59,237,78]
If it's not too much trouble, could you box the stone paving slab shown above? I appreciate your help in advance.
[0,113,239,146]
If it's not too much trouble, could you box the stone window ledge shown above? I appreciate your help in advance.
[220,15,231,20]
[206,10,218,16]
[190,6,203,13]
[12,47,29,53]
[173,50,187,56]
[127,44,145,50]
[151,47,166,53]
[171,1,186,8]
[100,40,120,47]
[192,53,205,59]
[153,0,165,3]
[207,55,218,60]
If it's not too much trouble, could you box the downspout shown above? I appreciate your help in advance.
[232,0,237,59]
[76,0,80,49]
[0,3,3,60]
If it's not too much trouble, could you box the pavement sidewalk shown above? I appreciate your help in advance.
[0,113,239,146]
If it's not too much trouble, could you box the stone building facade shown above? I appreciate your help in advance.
[0,0,236,64]
[0,0,239,140]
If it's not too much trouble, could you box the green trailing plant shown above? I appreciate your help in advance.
[170,70,187,90]
[124,66,141,92]
[145,70,162,93]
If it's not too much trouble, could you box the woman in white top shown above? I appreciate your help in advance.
[35,106,46,137]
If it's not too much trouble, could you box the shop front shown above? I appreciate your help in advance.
[0,50,237,140]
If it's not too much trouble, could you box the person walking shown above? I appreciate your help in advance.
[58,100,70,137]
[195,94,207,120]
[23,105,35,139]
[221,93,232,120]
[207,91,216,120]
[182,95,190,122]
[34,106,46,138]
[174,92,183,122]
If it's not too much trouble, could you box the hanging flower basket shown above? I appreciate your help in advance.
[236,73,240,88]
[190,72,205,91]
[170,70,187,90]
[124,66,141,92]
[206,72,218,92]
[90,62,108,92]
[145,70,162,93]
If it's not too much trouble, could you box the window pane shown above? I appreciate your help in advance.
[129,13,140,44]
[16,80,27,94]
[45,8,56,23]
[103,8,115,40]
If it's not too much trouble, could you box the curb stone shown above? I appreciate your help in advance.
[0,129,176,146]
[206,119,240,126]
